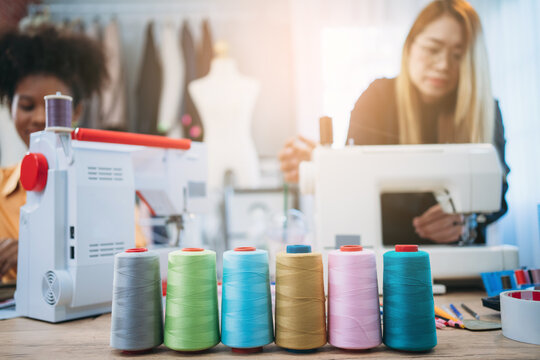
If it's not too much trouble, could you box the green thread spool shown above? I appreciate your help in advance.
[164,248,220,351]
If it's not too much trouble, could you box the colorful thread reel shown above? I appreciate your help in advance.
[328,245,382,349]
[383,245,437,352]
[110,248,163,352]
[164,248,220,352]
[221,247,274,353]
[275,245,327,351]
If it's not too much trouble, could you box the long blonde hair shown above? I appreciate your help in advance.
[396,0,494,144]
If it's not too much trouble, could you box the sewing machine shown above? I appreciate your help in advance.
[299,144,519,284]
[16,94,207,323]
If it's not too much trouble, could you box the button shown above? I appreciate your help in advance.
[21,153,48,192]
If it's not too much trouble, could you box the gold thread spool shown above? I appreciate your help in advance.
[319,116,333,146]
[275,250,327,350]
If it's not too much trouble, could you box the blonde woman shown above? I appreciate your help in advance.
[279,0,509,245]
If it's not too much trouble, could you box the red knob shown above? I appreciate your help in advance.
[395,244,418,252]
[21,153,48,192]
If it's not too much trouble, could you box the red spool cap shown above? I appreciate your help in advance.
[231,347,263,354]
[20,153,48,192]
[175,349,208,354]
[340,245,363,252]
[234,247,256,252]
[182,248,204,252]
[125,248,148,253]
[395,244,418,252]
[515,270,527,285]
[121,348,153,355]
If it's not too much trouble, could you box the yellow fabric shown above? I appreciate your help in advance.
[0,162,146,284]
[0,163,25,283]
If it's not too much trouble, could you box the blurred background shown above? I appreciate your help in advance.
[0,0,538,268]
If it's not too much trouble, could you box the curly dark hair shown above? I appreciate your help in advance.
[0,25,108,106]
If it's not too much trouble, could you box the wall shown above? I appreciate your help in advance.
[470,0,540,267]
[38,0,297,159]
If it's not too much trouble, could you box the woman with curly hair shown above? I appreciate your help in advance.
[0,25,108,282]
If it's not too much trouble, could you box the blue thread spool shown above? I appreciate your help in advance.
[221,247,274,353]
[383,244,436,352]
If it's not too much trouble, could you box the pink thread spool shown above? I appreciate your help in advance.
[328,245,382,349]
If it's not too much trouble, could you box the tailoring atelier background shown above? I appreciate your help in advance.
[0,0,538,268]
[0,0,297,168]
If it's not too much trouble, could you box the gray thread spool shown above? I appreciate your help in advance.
[110,248,164,352]
[44,92,72,130]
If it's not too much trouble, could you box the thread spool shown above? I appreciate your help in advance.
[514,269,528,285]
[275,244,327,351]
[328,245,381,349]
[44,92,72,131]
[110,248,164,353]
[531,269,540,283]
[383,245,436,352]
[221,247,274,353]
[319,116,333,146]
[164,248,220,352]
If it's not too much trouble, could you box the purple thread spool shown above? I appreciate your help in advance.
[45,92,72,131]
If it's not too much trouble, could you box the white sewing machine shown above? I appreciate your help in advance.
[16,94,207,323]
[300,144,519,283]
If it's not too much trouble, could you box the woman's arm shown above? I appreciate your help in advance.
[0,238,17,279]
[278,136,317,183]
[278,78,396,183]
[413,101,510,244]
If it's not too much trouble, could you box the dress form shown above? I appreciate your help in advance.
[189,43,260,189]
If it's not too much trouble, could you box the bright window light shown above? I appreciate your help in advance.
[321,27,404,146]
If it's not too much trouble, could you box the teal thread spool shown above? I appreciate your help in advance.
[164,248,220,352]
[383,245,436,352]
[221,247,274,353]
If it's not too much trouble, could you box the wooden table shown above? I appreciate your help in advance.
[1,291,538,359]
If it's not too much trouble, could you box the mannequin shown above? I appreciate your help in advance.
[189,41,261,189]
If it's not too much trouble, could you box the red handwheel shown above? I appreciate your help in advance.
[21,153,48,192]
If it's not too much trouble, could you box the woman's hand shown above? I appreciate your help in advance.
[413,204,464,244]
[0,238,18,278]
[278,135,317,183]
